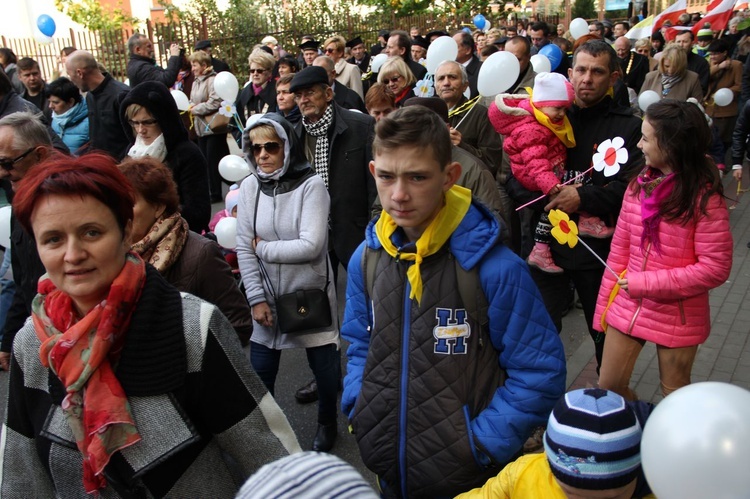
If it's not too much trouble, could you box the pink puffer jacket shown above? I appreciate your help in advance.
[488,94,567,195]
[593,185,732,348]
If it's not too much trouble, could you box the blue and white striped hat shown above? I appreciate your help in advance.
[544,388,642,491]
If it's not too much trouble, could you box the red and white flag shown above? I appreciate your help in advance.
[652,0,688,33]
[692,0,737,35]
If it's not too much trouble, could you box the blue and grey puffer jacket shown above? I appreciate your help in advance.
[341,202,566,498]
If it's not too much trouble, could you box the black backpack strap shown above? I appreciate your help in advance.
[361,246,380,334]
[454,257,489,347]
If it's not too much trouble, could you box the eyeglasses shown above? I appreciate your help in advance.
[325,48,336,54]
[386,75,403,84]
[251,142,282,155]
[0,148,34,172]
[249,68,267,74]
[128,118,158,128]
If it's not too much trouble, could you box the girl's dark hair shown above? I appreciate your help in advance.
[0,48,17,66]
[46,77,82,104]
[636,99,723,223]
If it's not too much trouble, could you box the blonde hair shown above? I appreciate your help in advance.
[377,57,417,87]
[188,51,213,73]
[248,124,281,144]
[659,43,687,77]
[247,50,276,71]
[125,103,154,121]
[323,35,346,55]
[634,38,652,52]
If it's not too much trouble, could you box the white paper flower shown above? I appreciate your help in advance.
[592,137,628,177]
[218,100,236,117]
[415,78,435,98]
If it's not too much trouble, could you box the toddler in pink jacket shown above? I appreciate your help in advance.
[489,72,611,273]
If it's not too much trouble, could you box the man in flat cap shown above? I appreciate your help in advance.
[287,66,376,432]
[195,40,231,74]
[346,36,370,73]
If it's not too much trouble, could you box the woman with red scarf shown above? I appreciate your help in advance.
[0,154,300,497]
[376,57,417,108]
[593,100,732,401]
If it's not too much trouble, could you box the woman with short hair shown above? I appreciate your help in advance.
[236,50,277,126]
[640,43,703,101]
[47,77,89,154]
[0,153,299,497]
[323,35,364,99]
[377,57,417,108]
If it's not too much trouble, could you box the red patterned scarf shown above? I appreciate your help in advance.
[637,167,676,254]
[32,252,146,493]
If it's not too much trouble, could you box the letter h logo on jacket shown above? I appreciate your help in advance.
[433,308,471,355]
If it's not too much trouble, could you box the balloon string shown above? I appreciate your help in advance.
[515,165,594,211]
[453,98,479,130]
[233,112,244,133]
[577,236,621,280]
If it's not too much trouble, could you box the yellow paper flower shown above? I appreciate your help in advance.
[549,209,579,248]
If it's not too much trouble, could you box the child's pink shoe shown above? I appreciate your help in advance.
[527,244,564,273]
[578,216,614,239]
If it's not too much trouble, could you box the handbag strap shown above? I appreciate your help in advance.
[251,180,330,301]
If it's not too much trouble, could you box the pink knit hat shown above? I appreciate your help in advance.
[225,184,240,213]
[532,72,575,108]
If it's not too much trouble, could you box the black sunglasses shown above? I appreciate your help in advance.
[249,68,267,74]
[0,148,34,172]
[386,75,403,84]
[251,142,282,155]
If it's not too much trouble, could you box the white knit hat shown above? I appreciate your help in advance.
[532,72,575,108]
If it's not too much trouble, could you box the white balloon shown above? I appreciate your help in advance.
[214,217,238,249]
[0,206,11,249]
[170,90,190,111]
[219,155,250,182]
[641,382,750,499]
[34,32,53,45]
[214,71,239,102]
[484,20,492,32]
[713,87,734,107]
[530,54,551,74]
[370,53,388,73]
[477,51,520,97]
[425,36,459,75]
[638,90,660,112]
[569,18,589,40]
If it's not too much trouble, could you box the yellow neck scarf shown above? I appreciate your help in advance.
[374,185,472,305]
[525,87,576,148]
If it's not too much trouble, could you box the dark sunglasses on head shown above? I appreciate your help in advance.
[251,142,282,155]
[249,68,267,74]
[0,148,34,172]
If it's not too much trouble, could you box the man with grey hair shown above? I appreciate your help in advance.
[312,56,367,113]
[126,33,182,88]
[0,112,51,371]
[66,50,130,159]
[434,60,502,175]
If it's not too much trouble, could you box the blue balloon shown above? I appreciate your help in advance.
[462,27,472,34]
[539,43,563,71]
[37,14,56,37]
[473,14,486,30]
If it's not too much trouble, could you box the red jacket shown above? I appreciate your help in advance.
[488,94,567,195]
[593,185,732,348]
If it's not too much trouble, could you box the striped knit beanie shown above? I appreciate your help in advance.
[236,451,379,499]
[544,388,642,491]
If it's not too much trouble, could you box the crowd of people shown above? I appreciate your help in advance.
[0,9,743,497]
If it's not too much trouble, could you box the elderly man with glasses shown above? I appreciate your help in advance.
[0,112,53,372]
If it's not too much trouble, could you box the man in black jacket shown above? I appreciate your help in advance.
[0,112,51,371]
[346,36,370,73]
[675,30,709,95]
[615,36,649,93]
[66,50,130,159]
[533,40,644,372]
[385,30,427,80]
[126,33,182,88]
[452,31,482,98]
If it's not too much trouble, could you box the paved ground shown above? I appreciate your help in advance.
[0,170,746,488]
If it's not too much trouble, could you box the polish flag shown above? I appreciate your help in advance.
[692,0,738,35]
[652,0,688,33]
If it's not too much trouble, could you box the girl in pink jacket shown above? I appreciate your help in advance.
[594,100,732,401]
[489,72,611,273]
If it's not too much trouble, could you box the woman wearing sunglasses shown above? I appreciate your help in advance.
[377,57,417,108]
[236,50,277,127]
[323,35,364,100]
[236,114,340,453]
[120,81,211,232]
